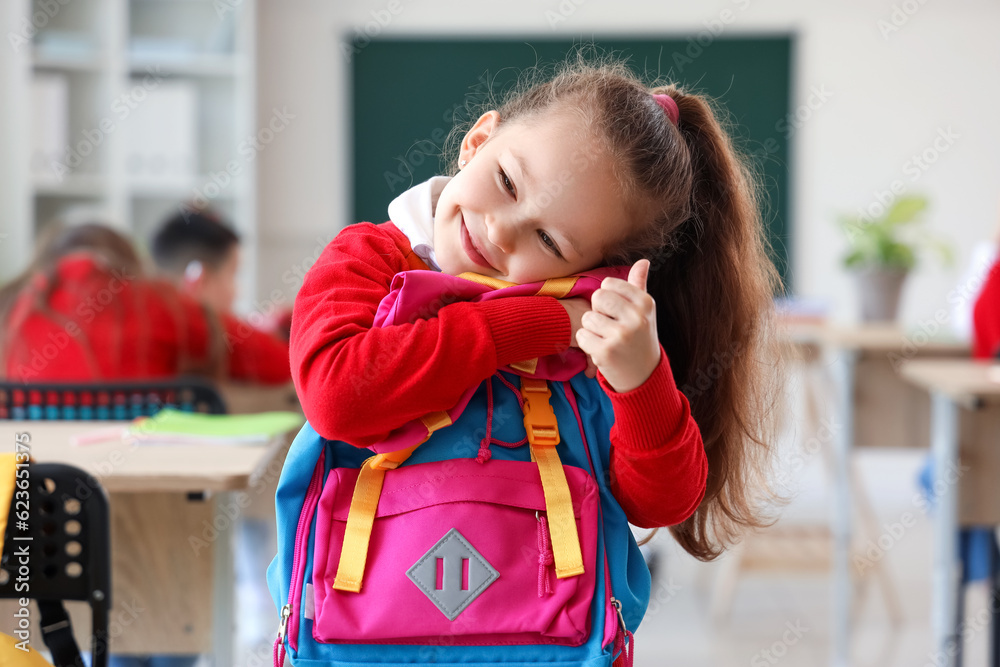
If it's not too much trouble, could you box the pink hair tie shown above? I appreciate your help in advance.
[652,93,679,125]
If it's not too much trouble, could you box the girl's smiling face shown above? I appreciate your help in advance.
[433,109,636,284]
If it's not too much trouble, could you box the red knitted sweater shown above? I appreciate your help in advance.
[973,255,1000,360]
[4,254,290,384]
[290,221,707,528]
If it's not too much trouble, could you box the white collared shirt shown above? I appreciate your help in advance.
[386,175,452,272]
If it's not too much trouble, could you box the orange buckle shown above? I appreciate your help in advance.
[370,443,420,470]
[369,411,453,470]
[520,378,560,446]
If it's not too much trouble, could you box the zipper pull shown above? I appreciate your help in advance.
[610,597,634,667]
[610,597,627,633]
[277,603,291,641]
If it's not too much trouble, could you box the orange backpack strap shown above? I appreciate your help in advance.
[520,377,584,578]
[333,412,451,592]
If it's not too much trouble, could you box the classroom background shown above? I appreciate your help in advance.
[2,0,1000,666]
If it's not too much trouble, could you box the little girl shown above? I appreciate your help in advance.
[290,54,781,563]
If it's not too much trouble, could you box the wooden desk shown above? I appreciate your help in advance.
[218,381,301,417]
[780,322,968,667]
[0,421,294,664]
[899,359,1000,667]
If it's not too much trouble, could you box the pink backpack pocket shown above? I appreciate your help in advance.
[311,457,599,646]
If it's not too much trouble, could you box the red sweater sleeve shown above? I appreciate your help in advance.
[163,287,291,385]
[972,255,1000,360]
[220,313,292,385]
[290,222,572,446]
[598,344,707,528]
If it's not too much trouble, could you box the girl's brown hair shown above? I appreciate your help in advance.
[443,47,785,560]
[0,222,227,381]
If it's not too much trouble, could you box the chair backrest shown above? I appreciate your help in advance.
[0,462,111,667]
[0,376,227,420]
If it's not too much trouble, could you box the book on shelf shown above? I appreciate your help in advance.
[30,72,68,184]
[121,80,198,188]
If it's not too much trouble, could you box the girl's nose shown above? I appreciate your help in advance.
[485,217,516,254]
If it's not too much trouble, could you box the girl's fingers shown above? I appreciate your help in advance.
[627,259,650,292]
[574,327,602,356]
[593,281,655,317]
[581,309,615,338]
[590,287,630,320]
[596,277,647,307]
[590,290,649,330]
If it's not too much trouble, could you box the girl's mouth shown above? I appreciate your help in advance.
[461,216,494,269]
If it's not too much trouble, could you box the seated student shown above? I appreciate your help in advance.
[152,206,292,340]
[151,206,291,655]
[0,222,290,385]
[918,218,1000,613]
[972,223,1000,359]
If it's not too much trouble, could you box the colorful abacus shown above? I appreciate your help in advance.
[0,379,226,420]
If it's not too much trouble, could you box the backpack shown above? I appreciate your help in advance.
[267,267,652,667]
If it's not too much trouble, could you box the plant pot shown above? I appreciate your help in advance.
[853,266,908,322]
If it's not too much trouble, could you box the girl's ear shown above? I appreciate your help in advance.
[459,110,500,164]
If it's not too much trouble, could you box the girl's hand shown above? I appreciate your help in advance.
[559,297,598,378]
[575,259,661,393]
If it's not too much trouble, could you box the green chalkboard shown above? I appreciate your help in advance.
[351,37,792,288]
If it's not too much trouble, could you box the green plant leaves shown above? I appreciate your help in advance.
[838,192,951,271]
[883,195,928,226]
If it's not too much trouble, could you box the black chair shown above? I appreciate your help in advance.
[1,463,111,667]
[0,377,227,420]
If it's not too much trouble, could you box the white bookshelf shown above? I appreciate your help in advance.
[0,0,257,312]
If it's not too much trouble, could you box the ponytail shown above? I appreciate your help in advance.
[649,90,785,559]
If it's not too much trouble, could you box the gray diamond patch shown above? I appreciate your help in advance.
[406,528,499,620]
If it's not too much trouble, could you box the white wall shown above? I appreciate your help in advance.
[255,0,1000,332]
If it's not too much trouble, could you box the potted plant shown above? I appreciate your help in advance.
[838,194,952,322]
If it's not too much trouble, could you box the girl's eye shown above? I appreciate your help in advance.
[499,168,515,197]
[539,231,563,258]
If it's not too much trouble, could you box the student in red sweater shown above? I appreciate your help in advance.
[972,229,1000,359]
[292,60,782,561]
[0,222,290,385]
